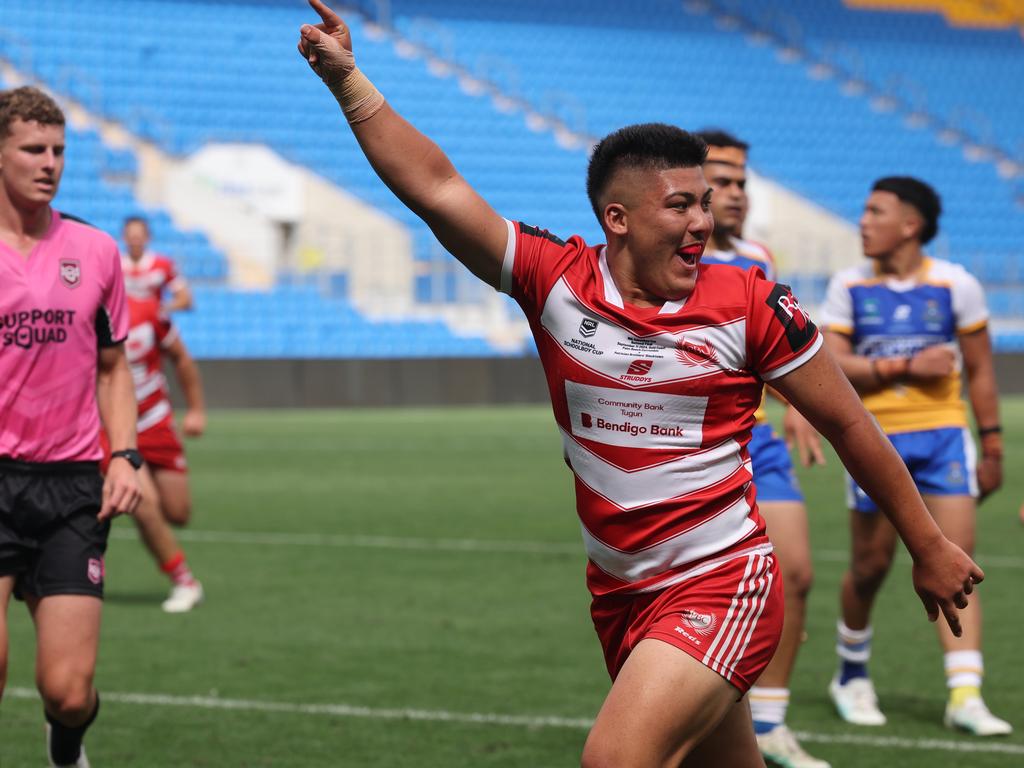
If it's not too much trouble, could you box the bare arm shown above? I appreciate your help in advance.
[164,282,194,312]
[824,330,957,393]
[770,347,983,635]
[96,344,142,519]
[960,327,1002,499]
[298,0,508,288]
[164,336,206,437]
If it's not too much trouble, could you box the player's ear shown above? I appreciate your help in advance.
[604,202,628,236]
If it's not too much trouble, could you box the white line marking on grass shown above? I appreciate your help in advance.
[108,528,1024,569]
[7,687,1024,755]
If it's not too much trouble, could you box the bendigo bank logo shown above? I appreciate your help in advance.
[59,258,81,289]
[675,337,719,367]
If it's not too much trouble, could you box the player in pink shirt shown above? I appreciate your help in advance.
[299,4,985,764]
[0,86,141,767]
[121,215,192,312]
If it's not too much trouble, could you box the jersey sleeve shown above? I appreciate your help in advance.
[97,243,130,347]
[951,267,989,334]
[746,271,823,381]
[163,256,188,292]
[499,219,577,314]
[817,272,854,336]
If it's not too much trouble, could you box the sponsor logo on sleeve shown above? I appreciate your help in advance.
[59,258,81,289]
[767,284,816,352]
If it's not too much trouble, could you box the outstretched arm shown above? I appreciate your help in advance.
[298,0,508,288]
[770,347,983,637]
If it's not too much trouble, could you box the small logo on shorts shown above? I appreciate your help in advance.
[680,609,718,636]
[947,461,965,485]
[87,558,104,585]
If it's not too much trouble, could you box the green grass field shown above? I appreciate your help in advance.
[3,399,1023,767]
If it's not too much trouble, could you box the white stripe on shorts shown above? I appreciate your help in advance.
[702,553,772,682]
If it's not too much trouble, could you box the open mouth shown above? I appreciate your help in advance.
[677,242,704,267]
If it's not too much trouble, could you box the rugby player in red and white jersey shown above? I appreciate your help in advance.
[121,215,192,312]
[299,4,985,764]
[101,296,205,613]
[0,85,141,768]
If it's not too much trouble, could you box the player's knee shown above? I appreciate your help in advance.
[581,733,679,768]
[782,560,814,601]
[850,554,891,594]
[164,499,192,526]
[39,680,94,724]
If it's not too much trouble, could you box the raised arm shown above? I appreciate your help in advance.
[298,0,508,288]
[770,347,983,636]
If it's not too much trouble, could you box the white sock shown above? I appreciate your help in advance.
[944,650,983,690]
[749,686,789,727]
[836,619,872,663]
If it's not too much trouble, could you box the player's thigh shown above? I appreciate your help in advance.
[152,468,191,522]
[27,594,102,686]
[583,638,751,768]
[923,494,976,554]
[682,696,763,768]
[758,501,812,587]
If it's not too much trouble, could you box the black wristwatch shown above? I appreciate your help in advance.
[110,448,144,469]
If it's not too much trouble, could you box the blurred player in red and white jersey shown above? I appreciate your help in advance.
[698,130,828,768]
[121,215,192,312]
[299,4,984,764]
[102,296,205,612]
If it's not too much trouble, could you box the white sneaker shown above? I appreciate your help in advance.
[944,697,1013,736]
[161,581,204,613]
[46,723,91,767]
[756,724,831,768]
[829,675,886,726]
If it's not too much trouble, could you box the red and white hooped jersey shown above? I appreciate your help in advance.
[121,251,185,303]
[500,220,822,597]
[124,297,178,433]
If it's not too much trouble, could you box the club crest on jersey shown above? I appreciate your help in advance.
[579,317,599,338]
[59,258,81,289]
[676,337,718,367]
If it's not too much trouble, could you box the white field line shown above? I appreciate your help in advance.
[108,528,1024,569]
[6,687,1024,756]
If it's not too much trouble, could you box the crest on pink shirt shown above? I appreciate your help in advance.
[59,258,81,289]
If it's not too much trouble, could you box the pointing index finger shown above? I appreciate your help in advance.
[308,0,343,26]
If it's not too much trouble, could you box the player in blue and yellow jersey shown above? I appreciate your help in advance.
[821,177,1010,736]
[699,130,830,768]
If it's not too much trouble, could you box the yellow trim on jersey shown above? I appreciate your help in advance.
[824,323,854,336]
[864,376,968,434]
[753,391,768,424]
[958,318,988,335]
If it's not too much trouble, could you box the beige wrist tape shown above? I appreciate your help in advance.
[335,68,385,123]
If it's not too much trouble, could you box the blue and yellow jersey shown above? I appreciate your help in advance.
[819,257,988,434]
[703,239,777,423]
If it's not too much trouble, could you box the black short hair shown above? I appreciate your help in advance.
[872,176,941,244]
[694,128,749,152]
[586,123,708,222]
[122,215,150,231]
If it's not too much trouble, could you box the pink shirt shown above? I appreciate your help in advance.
[0,212,129,462]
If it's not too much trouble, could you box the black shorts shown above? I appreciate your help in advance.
[0,458,110,600]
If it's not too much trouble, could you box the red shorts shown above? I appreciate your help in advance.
[590,548,782,693]
[100,417,187,474]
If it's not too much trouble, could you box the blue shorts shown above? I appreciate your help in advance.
[846,427,978,513]
[750,423,803,503]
